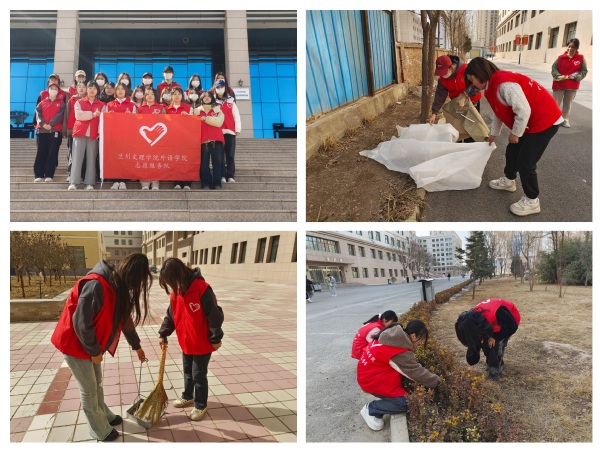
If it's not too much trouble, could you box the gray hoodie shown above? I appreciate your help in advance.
[378,325,439,389]
[72,261,141,357]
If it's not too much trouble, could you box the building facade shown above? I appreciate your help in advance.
[471,10,499,53]
[306,231,416,285]
[10,10,297,138]
[53,231,106,271]
[495,10,592,65]
[102,231,143,265]
[417,231,463,276]
[394,10,450,49]
[142,231,296,284]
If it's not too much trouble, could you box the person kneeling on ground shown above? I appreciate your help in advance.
[455,298,520,381]
[357,321,439,431]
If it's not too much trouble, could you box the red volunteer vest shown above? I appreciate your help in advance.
[165,103,192,115]
[138,103,164,114]
[72,97,104,139]
[36,98,64,131]
[440,63,482,103]
[351,320,383,359]
[40,89,67,103]
[485,71,562,134]
[67,96,82,129]
[200,107,225,143]
[105,98,136,113]
[357,340,410,398]
[474,298,521,333]
[219,100,236,132]
[51,273,121,359]
[157,81,182,95]
[552,53,584,90]
[69,85,78,97]
[171,278,216,355]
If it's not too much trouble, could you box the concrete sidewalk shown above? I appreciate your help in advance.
[10,275,297,442]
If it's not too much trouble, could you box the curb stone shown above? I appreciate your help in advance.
[390,413,410,442]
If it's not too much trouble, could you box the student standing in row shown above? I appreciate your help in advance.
[214,79,241,184]
[33,82,65,182]
[64,81,87,183]
[138,89,164,190]
[198,90,225,190]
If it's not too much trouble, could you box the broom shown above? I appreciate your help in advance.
[134,337,168,426]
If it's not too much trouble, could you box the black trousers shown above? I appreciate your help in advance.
[181,352,212,409]
[504,125,559,199]
[221,134,236,179]
[34,132,62,178]
[482,337,509,377]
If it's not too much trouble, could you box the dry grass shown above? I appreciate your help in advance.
[429,279,592,442]
[10,276,77,299]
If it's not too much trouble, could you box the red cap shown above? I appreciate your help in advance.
[434,55,452,77]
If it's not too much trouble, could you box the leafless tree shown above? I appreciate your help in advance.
[420,10,442,123]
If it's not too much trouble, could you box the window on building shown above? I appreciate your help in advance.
[385,235,389,244]
[565,22,577,43]
[255,238,267,263]
[522,11,527,23]
[393,254,396,261]
[199,249,204,264]
[362,268,369,278]
[128,239,132,245]
[216,246,222,264]
[266,235,280,263]
[368,231,374,239]
[306,236,340,253]
[532,10,536,18]
[121,239,126,245]
[378,250,383,259]
[348,244,356,256]
[370,248,376,258]
[114,239,119,245]
[352,267,359,278]
[358,246,365,257]
[128,231,133,235]
[375,232,381,241]
[536,31,543,49]
[374,268,379,277]
[387,252,391,261]
[211,247,217,264]
[515,15,519,26]
[356,231,363,236]
[239,241,247,264]
[381,268,385,277]
[121,231,126,235]
[389,269,393,277]
[114,231,119,235]
[182,252,187,258]
[231,242,239,264]
[115,249,119,256]
[292,233,297,263]
[394,269,398,276]
[549,27,559,48]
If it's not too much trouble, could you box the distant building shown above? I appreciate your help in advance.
[417,231,463,276]
[53,231,106,271]
[394,10,450,49]
[306,231,416,285]
[142,231,296,284]
[471,10,499,55]
[103,231,143,265]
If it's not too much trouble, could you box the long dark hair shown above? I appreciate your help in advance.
[364,310,398,325]
[463,57,500,88]
[111,253,152,327]
[372,320,429,346]
[159,257,198,296]
[455,309,493,348]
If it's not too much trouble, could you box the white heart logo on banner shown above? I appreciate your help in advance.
[189,303,201,313]
[139,123,168,147]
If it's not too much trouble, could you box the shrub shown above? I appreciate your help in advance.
[435,279,473,304]
[399,295,515,442]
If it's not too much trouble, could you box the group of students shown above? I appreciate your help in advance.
[33,66,241,191]
[352,299,520,431]
[428,38,587,217]
[51,255,224,441]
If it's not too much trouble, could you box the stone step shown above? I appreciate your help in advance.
[11,189,296,200]
[11,209,297,222]
[11,181,295,192]
[10,175,297,184]
[11,198,297,211]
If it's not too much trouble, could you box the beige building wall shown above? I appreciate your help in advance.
[103,231,144,264]
[142,231,296,284]
[54,231,105,269]
[496,10,592,66]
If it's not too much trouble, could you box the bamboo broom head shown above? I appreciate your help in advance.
[134,343,168,426]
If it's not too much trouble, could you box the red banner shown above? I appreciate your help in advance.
[99,113,201,181]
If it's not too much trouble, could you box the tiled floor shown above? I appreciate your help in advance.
[10,275,297,442]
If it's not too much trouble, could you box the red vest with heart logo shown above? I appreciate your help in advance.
[171,278,215,355]
[552,52,584,90]
[72,97,105,139]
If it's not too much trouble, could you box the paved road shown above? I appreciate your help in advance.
[423,59,592,222]
[306,278,463,442]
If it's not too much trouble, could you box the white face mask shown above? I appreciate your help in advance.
[96,79,105,87]
[135,91,144,100]
[48,89,58,99]
[162,94,172,102]
[191,80,200,87]
[164,73,173,81]
[121,79,130,86]
[142,78,152,86]
[215,87,225,95]
[189,93,199,101]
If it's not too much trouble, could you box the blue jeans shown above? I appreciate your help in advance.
[368,395,408,418]
[200,141,223,188]
[181,352,212,409]
[64,355,116,440]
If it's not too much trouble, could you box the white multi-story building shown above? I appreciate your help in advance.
[103,231,143,265]
[417,231,463,276]
[471,10,499,52]
[306,231,416,285]
[394,10,450,49]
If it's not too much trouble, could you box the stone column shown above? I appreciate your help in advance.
[54,10,80,89]
[224,10,254,138]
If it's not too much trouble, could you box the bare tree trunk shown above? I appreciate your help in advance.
[420,11,440,123]
[20,269,26,298]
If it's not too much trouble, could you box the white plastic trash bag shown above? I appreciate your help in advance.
[396,123,459,142]
[359,124,496,192]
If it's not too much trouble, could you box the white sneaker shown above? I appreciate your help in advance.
[65,176,70,182]
[360,404,384,431]
[44,177,53,182]
[174,185,182,190]
[68,184,76,190]
[489,176,517,192]
[119,182,127,190]
[152,186,159,190]
[227,178,235,183]
[85,185,94,190]
[510,196,540,216]
[142,186,149,190]
[562,119,571,128]
[173,398,194,408]
[34,178,43,182]
[183,186,191,190]
[221,177,227,183]
[111,182,120,190]
[190,407,207,421]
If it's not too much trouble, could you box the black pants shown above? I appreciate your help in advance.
[34,132,62,179]
[482,337,509,378]
[221,134,236,179]
[200,141,223,189]
[181,352,212,409]
[504,125,559,199]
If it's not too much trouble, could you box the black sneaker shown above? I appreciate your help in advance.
[102,429,120,441]
[109,415,122,426]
